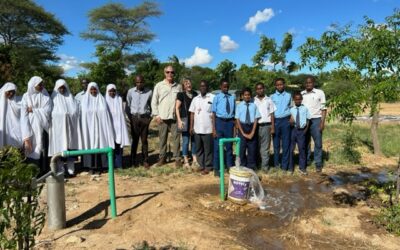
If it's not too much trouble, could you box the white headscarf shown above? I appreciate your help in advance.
[21,76,52,159]
[48,79,82,156]
[80,82,115,149]
[0,82,22,148]
[105,84,130,147]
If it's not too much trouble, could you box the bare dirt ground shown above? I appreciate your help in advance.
[35,107,400,250]
[35,154,400,250]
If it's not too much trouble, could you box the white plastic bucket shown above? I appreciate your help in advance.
[228,166,252,204]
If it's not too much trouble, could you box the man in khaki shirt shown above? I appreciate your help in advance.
[151,65,182,167]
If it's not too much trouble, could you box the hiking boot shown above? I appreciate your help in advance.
[143,162,150,169]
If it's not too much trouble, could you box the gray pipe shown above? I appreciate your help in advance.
[46,152,66,230]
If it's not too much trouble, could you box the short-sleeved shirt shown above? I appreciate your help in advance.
[177,91,197,118]
[301,88,326,119]
[235,101,261,124]
[254,95,276,124]
[189,93,214,134]
[290,105,311,129]
[212,92,235,119]
[126,87,152,115]
[271,91,292,118]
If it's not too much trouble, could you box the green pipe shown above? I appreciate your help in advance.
[62,147,117,218]
[218,137,241,201]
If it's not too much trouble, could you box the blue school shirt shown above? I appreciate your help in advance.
[235,101,261,124]
[212,92,235,119]
[271,91,292,118]
[290,105,311,129]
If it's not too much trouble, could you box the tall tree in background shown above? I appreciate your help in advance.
[253,33,297,73]
[81,1,161,68]
[81,46,126,92]
[215,59,237,88]
[299,9,400,155]
[0,0,68,89]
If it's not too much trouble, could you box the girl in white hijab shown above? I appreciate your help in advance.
[81,82,114,174]
[0,82,22,148]
[21,76,52,174]
[105,84,130,168]
[48,79,81,175]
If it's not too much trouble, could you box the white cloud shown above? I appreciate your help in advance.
[183,47,213,67]
[219,35,239,53]
[58,54,84,72]
[244,8,275,32]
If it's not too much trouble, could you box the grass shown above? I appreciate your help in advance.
[115,164,190,178]
[324,122,400,165]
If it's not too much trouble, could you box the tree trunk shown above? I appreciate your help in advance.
[396,156,400,204]
[370,110,382,155]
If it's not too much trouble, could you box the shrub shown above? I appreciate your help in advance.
[0,147,45,249]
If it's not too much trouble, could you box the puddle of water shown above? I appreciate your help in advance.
[329,170,391,186]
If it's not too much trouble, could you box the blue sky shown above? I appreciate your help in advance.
[35,0,399,76]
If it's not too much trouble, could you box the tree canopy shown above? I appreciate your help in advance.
[0,0,69,90]
[299,9,400,154]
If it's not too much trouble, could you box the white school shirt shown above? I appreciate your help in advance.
[188,93,214,134]
[254,95,276,124]
[301,88,327,119]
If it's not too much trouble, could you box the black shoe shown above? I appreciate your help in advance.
[214,171,220,178]
[316,167,322,173]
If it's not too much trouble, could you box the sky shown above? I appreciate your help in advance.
[35,0,400,77]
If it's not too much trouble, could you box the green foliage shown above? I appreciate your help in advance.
[235,64,281,93]
[252,33,296,73]
[0,147,45,249]
[215,59,237,82]
[132,57,164,88]
[0,0,68,89]
[299,9,400,120]
[324,123,400,165]
[377,203,400,236]
[82,46,126,93]
[365,174,400,236]
[340,127,361,164]
[299,9,400,154]
[81,1,161,69]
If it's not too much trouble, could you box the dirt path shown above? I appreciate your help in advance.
[35,158,400,250]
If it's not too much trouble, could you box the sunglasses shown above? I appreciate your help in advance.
[165,71,175,74]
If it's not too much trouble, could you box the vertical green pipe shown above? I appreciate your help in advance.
[219,142,225,200]
[218,137,241,201]
[62,147,117,218]
[107,150,117,218]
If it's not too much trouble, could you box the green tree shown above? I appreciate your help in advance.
[253,33,297,72]
[132,57,163,88]
[215,59,237,89]
[81,1,161,67]
[0,0,69,89]
[185,66,218,90]
[299,9,400,155]
[82,46,126,93]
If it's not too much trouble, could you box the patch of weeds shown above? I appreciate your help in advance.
[132,240,188,250]
[340,127,361,164]
[321,217,333,226]
[115,167,151,178]
[115,165,190,178]
[376,203,400,236]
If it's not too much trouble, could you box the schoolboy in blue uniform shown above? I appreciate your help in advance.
[289,92,311,175]
[235,87,261,169]
[212,79,235,177]
[271,78,292,171]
